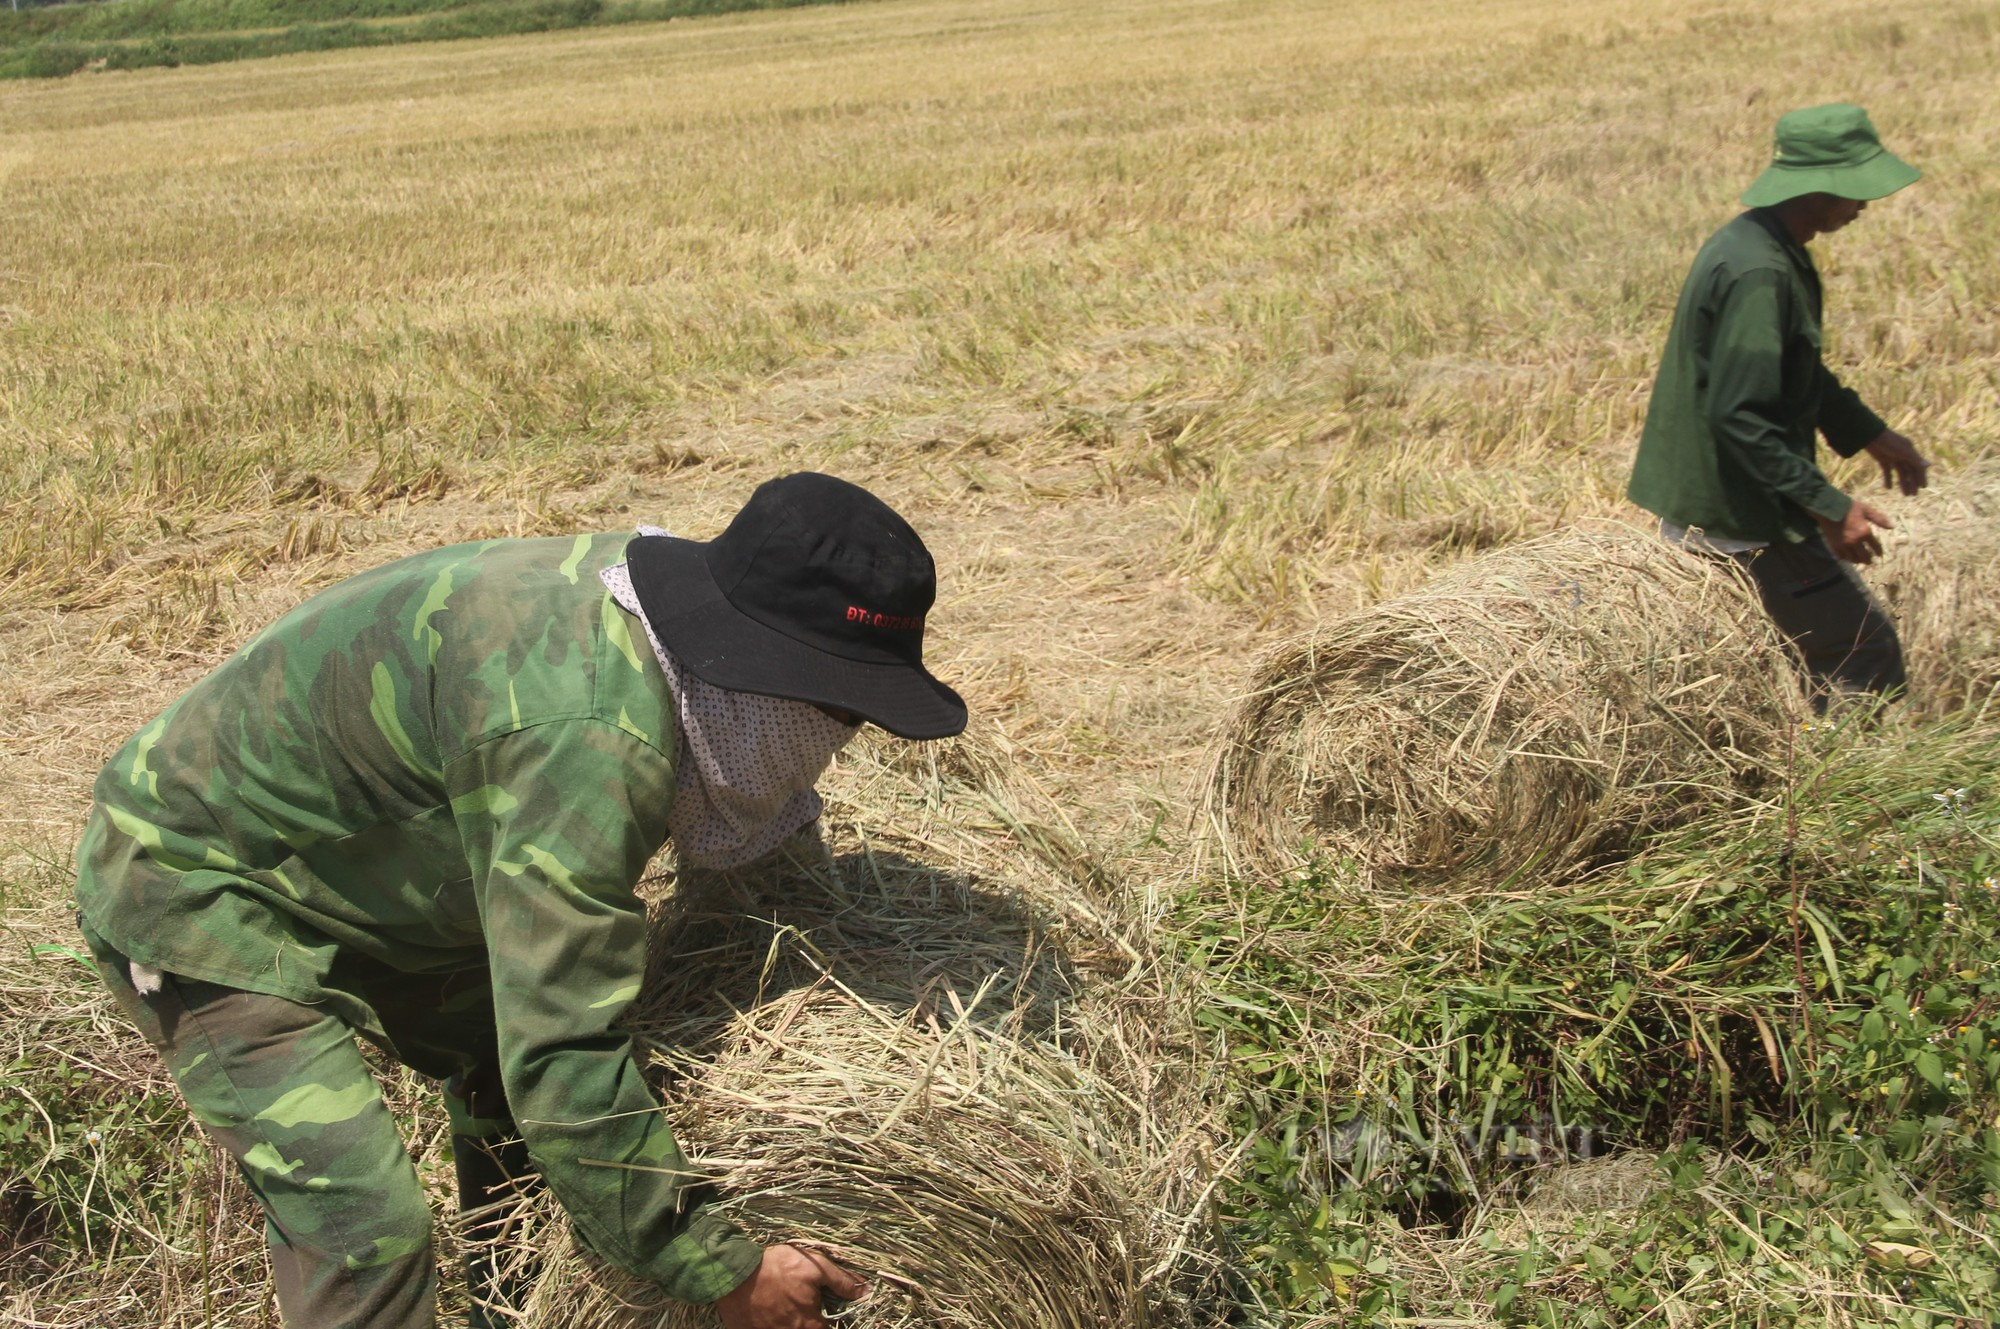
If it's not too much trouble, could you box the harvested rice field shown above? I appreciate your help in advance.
[4,0,2000,1324]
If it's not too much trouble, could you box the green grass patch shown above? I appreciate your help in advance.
[1179,715,2000,1323]
[0,0,849,79]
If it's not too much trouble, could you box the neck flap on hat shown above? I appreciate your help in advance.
[602,528,858,869]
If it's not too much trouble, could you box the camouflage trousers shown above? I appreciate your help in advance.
[82,924,535,1329]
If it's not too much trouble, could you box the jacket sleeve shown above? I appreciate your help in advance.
[1814,362,1889,458]
[1705,268,1853,525]
[445,719,764,1305]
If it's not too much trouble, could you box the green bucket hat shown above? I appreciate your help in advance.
[1741,103,1920,207]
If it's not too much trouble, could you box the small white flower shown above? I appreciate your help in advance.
[85,1129,102,1145]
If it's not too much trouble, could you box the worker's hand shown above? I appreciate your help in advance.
[1863,429,1931,496]
[1818,499,1893,566]
[714,1244,868,1329]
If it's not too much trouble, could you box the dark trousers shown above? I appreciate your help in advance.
[1731,536,1907,705]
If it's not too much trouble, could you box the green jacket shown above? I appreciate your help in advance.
[1628,209,1887,544]
[74,533,761,1304]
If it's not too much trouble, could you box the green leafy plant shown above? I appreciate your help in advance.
[1179,717,2000,1320]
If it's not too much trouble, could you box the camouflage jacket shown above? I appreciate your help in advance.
[74,533,763,1304]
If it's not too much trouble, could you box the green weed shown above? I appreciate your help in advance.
[0,0,851,79]
[1182,717,2000,1321]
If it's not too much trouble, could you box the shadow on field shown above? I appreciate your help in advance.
[629,831,1090,1076]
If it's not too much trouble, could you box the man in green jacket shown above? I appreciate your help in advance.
[74,473,967,1328]
[1627,103,1932,700]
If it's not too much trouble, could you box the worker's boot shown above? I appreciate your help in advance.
[455,1132,539,1329]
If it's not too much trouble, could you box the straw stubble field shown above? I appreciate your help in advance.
[2,0,1999,1323]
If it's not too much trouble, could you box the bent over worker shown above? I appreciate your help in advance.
[1627,103,1932,703]
[74,472,967,1328]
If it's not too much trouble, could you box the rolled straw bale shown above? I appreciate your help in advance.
[1871,461,2000,719]
[1206,521,1805,883]
[524,990,1161,1329]
[490,820,1218,1329]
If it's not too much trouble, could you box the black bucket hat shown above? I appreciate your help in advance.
[626,472,967,740]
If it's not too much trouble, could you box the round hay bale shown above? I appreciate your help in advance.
[1205,521,1805,883]
[517,990,1163,1329]
[486,822,1216,1329]
[1872,461,2000,719]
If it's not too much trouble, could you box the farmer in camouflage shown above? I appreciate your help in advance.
[1628,103,1933,702]
[74,472,967,1329]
